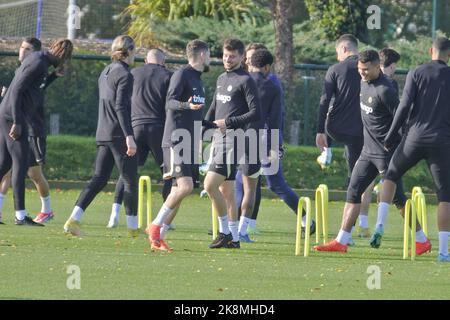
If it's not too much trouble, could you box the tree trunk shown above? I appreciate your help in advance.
[272,0,294,86]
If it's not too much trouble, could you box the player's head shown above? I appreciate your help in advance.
[249,49,273,75]
[379,48,400,77]
[245,42,267,70]
[186,39,210,72]
[430,37,450,63]
[111,35,135,65]
[49,38,73,66]
[146,48,165,66]
[19,37,41,62]
[335,34,358,62]
[223,38,245,71]
[358,50,380,82]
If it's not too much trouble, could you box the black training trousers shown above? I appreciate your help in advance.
[76,139,138,216]
[0,118,29,210]
[113,124,171,203]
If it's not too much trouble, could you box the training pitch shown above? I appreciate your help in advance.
[0,189,449,300]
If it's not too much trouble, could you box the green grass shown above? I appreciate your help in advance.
[0,189,449,300]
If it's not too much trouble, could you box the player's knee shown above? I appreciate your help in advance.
[27,167,43,183]
[346,187,362,204]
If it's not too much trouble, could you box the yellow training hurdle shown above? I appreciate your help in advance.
[138,176,152,230]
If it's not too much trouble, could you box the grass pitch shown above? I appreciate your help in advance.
[0,189,449,300]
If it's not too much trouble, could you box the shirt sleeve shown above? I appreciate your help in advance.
[385,70,417,146]
[225,77,261,129]
[166,71,191,111]
[379,85,400,116]
[317,67,336,133]
[114,71,134,137]
[9,61,43,125]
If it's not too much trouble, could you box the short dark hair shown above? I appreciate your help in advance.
[250,49,273,68]
[24,37,41,51]
[186,39,209,61]
[358,50,380,64]
[336,34,358,48]
[246,42,267,52]
[379,48,400,68]
[223,38,245,55]
[433,37,450,53]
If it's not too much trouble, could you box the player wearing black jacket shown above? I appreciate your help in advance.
[376,38,450,262]
[314,50,427,253]
[64,36,138,237]
[204,39,260,249]
[0,38,72,226]
[146,40,210,252]
[107,49,173,229]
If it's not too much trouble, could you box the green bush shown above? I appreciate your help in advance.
[44,135,435,194]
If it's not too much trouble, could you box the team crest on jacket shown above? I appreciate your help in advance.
[368,96,373,103]
[227,85,233,92]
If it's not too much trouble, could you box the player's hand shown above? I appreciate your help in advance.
[213,119,226,134]
[188,97,203,110]
[1,86,7,97]
[316,133,328,151]
[9,123,21,140]
[126,135,137,157]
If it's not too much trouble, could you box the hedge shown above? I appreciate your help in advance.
[44,135,434,193]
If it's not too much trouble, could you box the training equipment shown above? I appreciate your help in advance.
[403,199,417,260]
[403,187,429,260]
[295,185,330,256]
[411,186,428,236]
[315,184,329,244]
[316,149,332,170]
[138,176,152,230]
[295,197,312,256]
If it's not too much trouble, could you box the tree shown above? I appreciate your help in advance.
[271,0,294,85]
[123,0,270,47]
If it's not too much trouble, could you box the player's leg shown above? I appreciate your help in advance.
[64,145,114,235]
[107,176,124,228]
[28,165,53,223]
[238,173,258,242]
[372,141,423,248]
[205,170,233,248]
[315,157,378,252]
[111,140,138,236]
[0,128,12,225]
[264,162,315,236]
[0,170,11,223]
[235,170,244,218]
[357,181,374,237]
[248,176,261,234]
[219,180,240,248]
[426,145,450,261]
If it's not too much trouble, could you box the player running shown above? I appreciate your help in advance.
[204,38,260,249]
[64,35,138,237]
[373,38,450,262]
[0,38,72,226]
[314,50,431,253]
[146,40,210,252]
[107,48,173,229]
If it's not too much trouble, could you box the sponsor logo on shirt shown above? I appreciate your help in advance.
[360,102,373,114]
[216,93,232,104]
[192,95,206,104]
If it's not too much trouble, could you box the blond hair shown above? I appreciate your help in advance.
[111,35,135,61]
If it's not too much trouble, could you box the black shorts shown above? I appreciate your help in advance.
[29,136,46,167]
[133,124,164,167]
[386,139,450,202]
[207,142,237,181]
[346,154,407,208]
[162,147,198,181]
[238,134,261,178]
